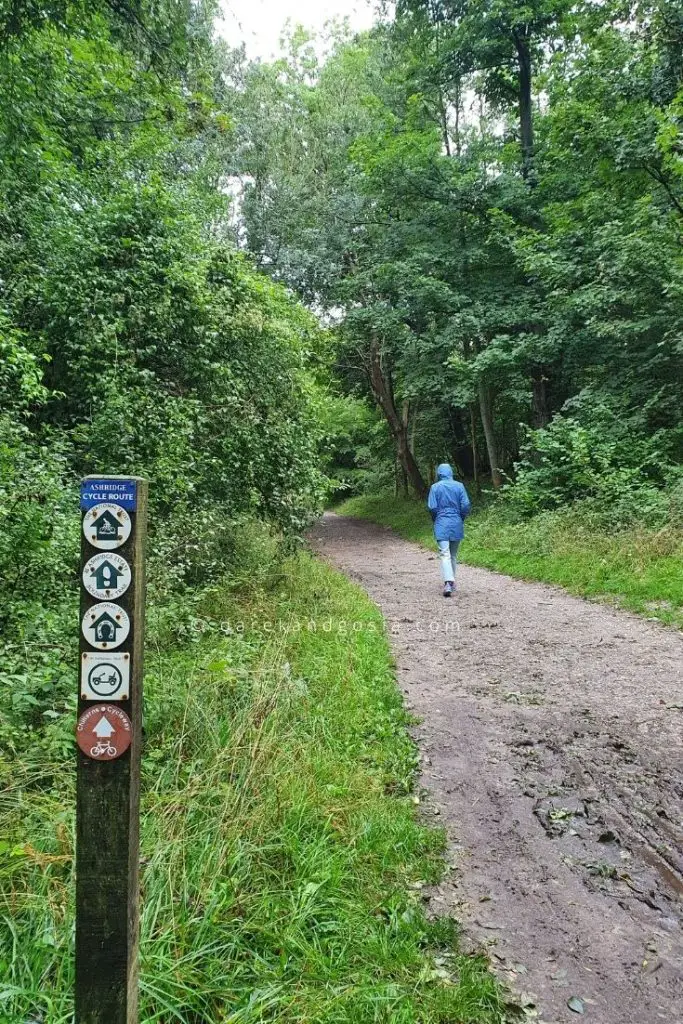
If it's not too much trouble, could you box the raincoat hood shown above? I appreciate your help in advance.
[436,463,454,480]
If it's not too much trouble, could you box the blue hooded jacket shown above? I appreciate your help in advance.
[427,464,471,542]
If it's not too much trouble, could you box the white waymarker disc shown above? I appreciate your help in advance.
[82,503,131,550]
[83,552,132,601]
[82,601,131,651]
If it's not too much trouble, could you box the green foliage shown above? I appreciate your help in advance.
[319,395,395,500]
[0,0,327,623]
[0,554,507,1023]
[506,416,683,523]
[42,188,326,527]
[232,1,682,518]
[0,420,78,615]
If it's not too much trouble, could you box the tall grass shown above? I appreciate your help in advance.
[337,492,683,629]
[0,553,507,1023]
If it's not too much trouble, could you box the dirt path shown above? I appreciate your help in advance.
[309,514,683,1024]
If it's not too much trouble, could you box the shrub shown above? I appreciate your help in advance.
[506,414,680,527]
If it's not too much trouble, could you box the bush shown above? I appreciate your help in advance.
[506,414,681,527]
[0,418,79,621]
[320,396,396,504]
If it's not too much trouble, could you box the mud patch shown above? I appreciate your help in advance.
[310,513,683,1024]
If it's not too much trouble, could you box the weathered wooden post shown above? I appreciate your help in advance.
[75,476,148,1024]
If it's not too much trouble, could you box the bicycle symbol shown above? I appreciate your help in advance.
[90,741,118,757]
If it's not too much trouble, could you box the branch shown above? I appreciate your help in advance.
[436,49,517,80]
[101,0,185,74]
[642,163,683,220]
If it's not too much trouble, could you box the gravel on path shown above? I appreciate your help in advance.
[309,513,683,1024]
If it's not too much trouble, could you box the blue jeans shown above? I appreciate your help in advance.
[437,539,460,583]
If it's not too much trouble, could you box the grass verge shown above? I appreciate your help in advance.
[336,493,683,630]
[0,551,508,1023]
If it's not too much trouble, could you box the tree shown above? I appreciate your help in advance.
[227,2,682,505]
[0,0,328,629]
[398,0,576,177]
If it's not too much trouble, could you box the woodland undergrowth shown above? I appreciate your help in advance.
[0,548,509,1024]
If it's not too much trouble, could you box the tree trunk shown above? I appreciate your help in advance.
[477,382,502,489]
[514,31,534,180]
[395,456,408,498]
[438,86,451,157]
[531,368,550,428]
[454,77,462,158]
[408,400,418,458]
[367,338,428,498]
[434,19,451,157]
[470,404,481,495]
[400,464,408,497]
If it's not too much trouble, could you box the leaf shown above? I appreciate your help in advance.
[567,996,585,1014]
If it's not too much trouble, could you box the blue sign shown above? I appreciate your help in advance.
[81,479,137,511]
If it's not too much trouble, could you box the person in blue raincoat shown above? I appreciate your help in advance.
[427,464,471,597]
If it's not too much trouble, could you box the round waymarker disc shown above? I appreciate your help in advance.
[82,552,131,601]
[83,503,131,550]
[81,601,131,651]
[76,704,132,761]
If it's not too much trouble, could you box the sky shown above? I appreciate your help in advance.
[217,0,378,60]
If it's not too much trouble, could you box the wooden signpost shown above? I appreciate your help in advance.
[76,476,148,1024]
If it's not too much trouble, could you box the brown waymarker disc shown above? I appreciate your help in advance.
[76,704,132,761]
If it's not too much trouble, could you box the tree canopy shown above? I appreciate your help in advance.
[0,0,329,628]
[230,2,682,511]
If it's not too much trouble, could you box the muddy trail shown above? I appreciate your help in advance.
[309,514,683,1024]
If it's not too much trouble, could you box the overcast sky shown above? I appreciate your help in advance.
[217,0,378,59]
